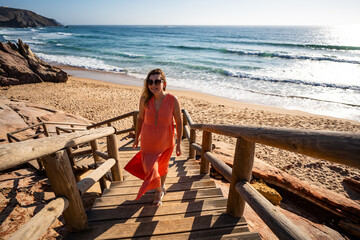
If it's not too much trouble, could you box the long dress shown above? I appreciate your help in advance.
[124,93,175,200]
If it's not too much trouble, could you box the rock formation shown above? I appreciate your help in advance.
[0,39,68,86]
[0,6,62,28]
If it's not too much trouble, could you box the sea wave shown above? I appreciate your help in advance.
[169,45,360,64]
[222,70,360,91]
[223,40,360,51]
[36,53,126,73]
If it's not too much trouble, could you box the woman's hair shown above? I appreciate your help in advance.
[141,69,167,108]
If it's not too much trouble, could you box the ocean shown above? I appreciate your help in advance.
[1,25,360,121]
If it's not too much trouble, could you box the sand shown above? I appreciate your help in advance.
[1,69,360,202]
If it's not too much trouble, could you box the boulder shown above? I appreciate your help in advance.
[0,40,67,86]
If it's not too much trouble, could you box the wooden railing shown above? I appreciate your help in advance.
[0,127,122,239]
[87,110,138,135]
[3,109,360,239]
[7,121,90,143]
[182,109,360,240]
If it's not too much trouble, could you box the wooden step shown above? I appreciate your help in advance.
[122,169,201,180]
[87,198,228,221]
[102,180,217,196]
[110,175,210,188]
[93,188,224,207]
[67,213,248,239]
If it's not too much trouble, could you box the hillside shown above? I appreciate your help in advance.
[0,6,62,28]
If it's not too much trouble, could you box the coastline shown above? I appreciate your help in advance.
[60,65,360,123]
[2,66,360,201]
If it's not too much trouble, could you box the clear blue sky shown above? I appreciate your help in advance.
[2,0,360,26]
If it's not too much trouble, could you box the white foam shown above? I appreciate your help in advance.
[36,53,125,73]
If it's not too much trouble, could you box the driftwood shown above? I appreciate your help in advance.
[343,178,360,193]
[251,158,360,223]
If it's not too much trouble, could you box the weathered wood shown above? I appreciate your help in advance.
[107,134,123,181]
[184,125,190,141]
[0,127,115,171]
[9,197,69,240]
[191,142,202,154]
[183,111,188,138]
[192,124,360,169]
[87,111,138,129]
[189,128,196,159]
[42,150,87,231]
[68,213,248,240]
[200,131,212,174]
[103,180,216,196]
[182,108,195,126]
[7,122,43,135]
[21,132,43,141]
[94,150,110,160]
[227,137,255,217]
[116,127,135,135]
[87,198,228,221]
[70,148,92,158]
[236,181,311,240]
[56,126,72,133]
[44,121,90,126]
[77,159,115,195]
[252,158,360,223]
[94,188,223,207]
[42,123,50,137]
[343,178,360,193]
[338,219,360,238]
[204,152,232,181]
[110,175,210,188]
[58,127,87,131]
[7,133,20,142]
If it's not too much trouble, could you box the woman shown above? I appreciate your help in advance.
[124,69,183,206]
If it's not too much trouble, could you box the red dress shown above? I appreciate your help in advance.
[124,93,175,200]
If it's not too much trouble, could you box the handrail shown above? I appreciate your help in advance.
[183,111,360,169]
[0,127,115,171]
[181,108,360,239]
[7,121,91,143]
[9,197,69,240]
[87,111,138,129]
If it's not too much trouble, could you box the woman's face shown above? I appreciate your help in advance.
[148,74,164,95]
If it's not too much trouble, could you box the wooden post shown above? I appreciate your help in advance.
[42,150,87,231]
[182,113,187,139]
[200,131,212,174]
[90,140,107,192]
[227,137,255,217]
[133,114,137,131]
[42,123,50,137]
[107,134,123,181]
[189,129,196,159]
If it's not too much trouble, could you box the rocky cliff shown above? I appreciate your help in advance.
[0,6,62,28]
[0,39,68,86]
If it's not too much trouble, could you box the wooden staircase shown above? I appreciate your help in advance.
[67,140,260,239]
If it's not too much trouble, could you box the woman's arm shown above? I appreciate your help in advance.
[132,97,145,149]
[173,96,183,156]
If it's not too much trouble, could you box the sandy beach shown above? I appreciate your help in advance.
[1,67,360,203]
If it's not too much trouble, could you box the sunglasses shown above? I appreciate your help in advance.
[147,79,163,86]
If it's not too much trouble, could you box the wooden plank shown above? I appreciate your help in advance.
[236,181,310,240]
[68,212,247,239]
[102,180,216,196]
[149,229,260,240]
[93,188,223,207]
[0,127,115,171]
[194,124,360,169]
[9,197,68,240]
[87,198,227,221]
[122,169,201,180]
[110,175,210,188]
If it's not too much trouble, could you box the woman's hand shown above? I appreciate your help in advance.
[176,142,182,156]
[132,138,139,149]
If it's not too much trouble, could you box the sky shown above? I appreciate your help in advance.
[1,0,360,26]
